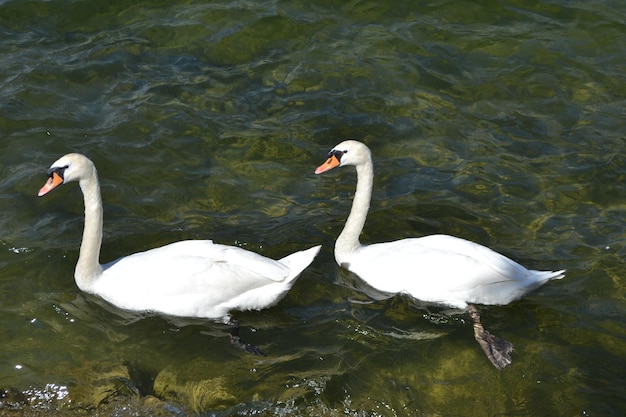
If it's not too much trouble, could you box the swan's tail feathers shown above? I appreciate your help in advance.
[279,245,322,281]
[532,269,566,282]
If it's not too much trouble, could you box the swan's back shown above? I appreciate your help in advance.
[344,234,564,308]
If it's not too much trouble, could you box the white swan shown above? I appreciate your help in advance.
[315,140,564,369]
[38,153,320,347]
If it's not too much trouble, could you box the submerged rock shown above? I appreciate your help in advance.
[0,387,27,409]
[64,361,139,408]
[153,359,239,412]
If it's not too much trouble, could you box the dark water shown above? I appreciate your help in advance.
[1,0,625,415]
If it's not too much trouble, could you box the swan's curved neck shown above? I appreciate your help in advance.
[335,157,373,265]
[75,168,104,291]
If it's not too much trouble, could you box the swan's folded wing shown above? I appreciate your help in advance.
[97,240,294,317]
[219,245,290,281]
[104,240,290,285]
[347,235,561,307]
[99,240,292,301]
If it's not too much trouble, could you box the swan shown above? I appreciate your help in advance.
[38,153,321,353]
[315,140,564,369]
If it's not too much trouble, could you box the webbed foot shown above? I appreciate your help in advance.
[468,305,513,370]
[229,319,265,356]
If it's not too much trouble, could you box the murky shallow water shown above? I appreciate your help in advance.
[1,0,625,416]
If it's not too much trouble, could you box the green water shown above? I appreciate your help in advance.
[1,0,625,415]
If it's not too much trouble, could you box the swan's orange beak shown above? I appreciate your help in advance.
[315,154,341,174]
[38,172,64,197]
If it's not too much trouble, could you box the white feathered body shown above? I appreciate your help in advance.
[91,241,321,318]
[339,234,564,309]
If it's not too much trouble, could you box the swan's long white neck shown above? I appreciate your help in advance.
[335,156,373,266]
[75,167,104,292]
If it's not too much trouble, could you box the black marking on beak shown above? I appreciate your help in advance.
[328,149,347,162]
[47,165,68,179]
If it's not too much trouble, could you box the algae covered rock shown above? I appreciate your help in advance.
[66,361,139,408]
[153,358,239,412]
